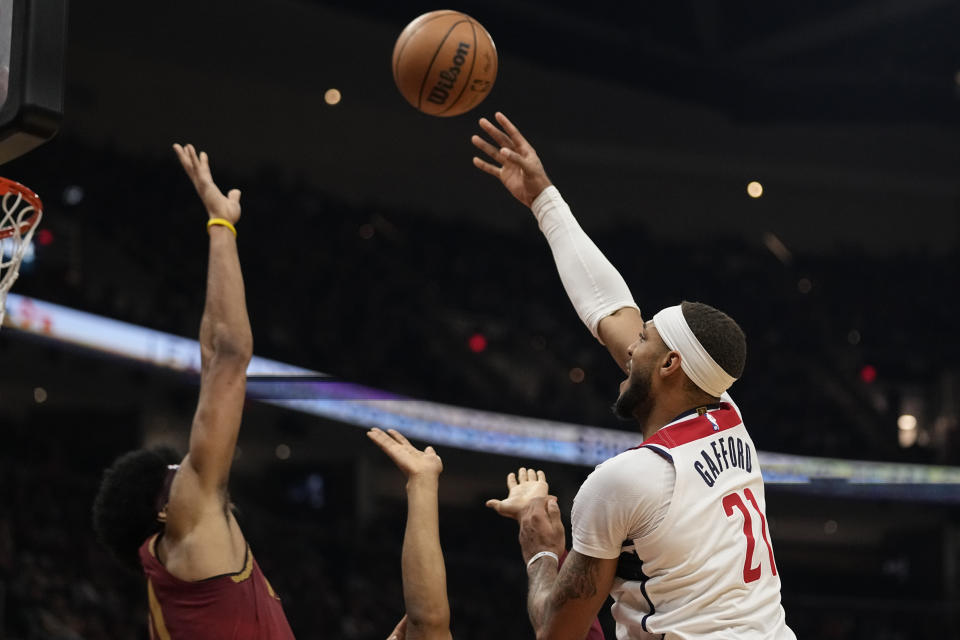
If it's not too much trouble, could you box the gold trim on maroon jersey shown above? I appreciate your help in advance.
[230,548,254,583]
[147,578,172,640]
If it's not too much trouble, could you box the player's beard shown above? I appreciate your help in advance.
[613,366,653,424]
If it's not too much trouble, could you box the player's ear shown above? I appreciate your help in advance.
[661,350,683,376]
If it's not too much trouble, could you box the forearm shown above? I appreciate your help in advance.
[523,547,613,640]
[187,227,252,482]
[402,475,450,632]
[199,227,253,360]
[526,558,559,637]
[531,186,638,341]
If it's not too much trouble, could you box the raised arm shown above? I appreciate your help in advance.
[368,428,453,640]
[471,113,643,373]
[168,144,252,531]
[518,498,617,640]
[485,472,610,640]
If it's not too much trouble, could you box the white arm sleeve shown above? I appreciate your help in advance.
[531,186,639,341]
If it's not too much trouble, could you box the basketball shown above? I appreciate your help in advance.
[392,10,498,117]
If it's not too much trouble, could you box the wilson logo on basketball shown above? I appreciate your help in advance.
[392,10,497,116]
[427,42,470,105]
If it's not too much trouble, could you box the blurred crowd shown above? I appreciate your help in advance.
[1,138,958,638]
[9,137,958,464]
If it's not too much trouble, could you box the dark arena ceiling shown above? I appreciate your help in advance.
[53,0,960,257]
[317,0,960,124]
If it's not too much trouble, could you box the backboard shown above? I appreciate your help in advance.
[0,0,67,165]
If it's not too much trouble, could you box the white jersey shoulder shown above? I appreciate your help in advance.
[609,395,795,640]
[572,447,675,556]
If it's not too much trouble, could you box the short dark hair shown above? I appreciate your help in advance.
[681,301,747,380]
[92,446,182,573]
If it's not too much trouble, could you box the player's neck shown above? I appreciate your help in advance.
[639,395,713,440]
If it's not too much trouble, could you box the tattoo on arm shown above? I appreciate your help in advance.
[554,552,599,607]
[527,553,601,633]
[527,558,557,630]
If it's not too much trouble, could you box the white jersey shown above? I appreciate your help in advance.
[571,395,794,640]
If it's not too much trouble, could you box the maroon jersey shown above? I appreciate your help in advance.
[139,534,295,640]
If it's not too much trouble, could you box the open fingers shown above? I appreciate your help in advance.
[519,467,545,483]
[471,134,502,163]
[196,149,215,183]
[472,156,502,178]
[495,112,529,148]
[498,146,538,175]
[173,144,193,173]
[386,428,414,449]
[366,427,397,453]
[478,116,513,148]
[175,144,204,180]
[178,144,212,183]
[187,144,201,168]
[506,471,517,489]
[174,143,198,168]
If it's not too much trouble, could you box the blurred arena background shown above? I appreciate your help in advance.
[1,0,959,638]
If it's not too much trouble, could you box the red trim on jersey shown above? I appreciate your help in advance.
[639,403,742,449]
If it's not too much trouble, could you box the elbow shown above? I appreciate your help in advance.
[407,609,450,637]
[209,323,253,361]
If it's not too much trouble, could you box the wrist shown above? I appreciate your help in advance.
[405,473,440,490]
[529,185,562,221]
[206,217,237,237]
[525,550,560,569]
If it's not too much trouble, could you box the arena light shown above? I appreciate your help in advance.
[897,414,917,431]
[898,428,918,448]
[747,181,763,198]
[62,185,84,206]
[468,333,487,353]
[324,88,342,105]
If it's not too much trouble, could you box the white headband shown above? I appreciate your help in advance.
[652,305,736,398]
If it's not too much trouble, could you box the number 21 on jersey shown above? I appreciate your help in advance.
[722,488,778,583]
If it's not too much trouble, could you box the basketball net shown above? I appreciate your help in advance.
[0,179,43,329]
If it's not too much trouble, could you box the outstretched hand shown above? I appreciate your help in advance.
[485,467,549,520]
[471,112,552,208]
[519,495,566,564]
[367,428,443,480]
[173,143,241,224]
